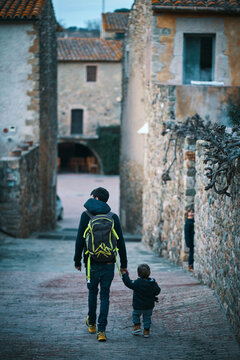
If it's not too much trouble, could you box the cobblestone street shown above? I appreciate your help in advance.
[0,232,239,360]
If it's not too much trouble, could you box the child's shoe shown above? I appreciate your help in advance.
[143,329,150,338]
[132,324,141,335]
[97,331,107,342]
[188,265,194,272]
[86,316,96,334]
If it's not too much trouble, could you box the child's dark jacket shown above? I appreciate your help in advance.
[122,273,161,310]
[184,218,194,248]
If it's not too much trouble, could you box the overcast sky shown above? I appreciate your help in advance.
[52,0,134,28]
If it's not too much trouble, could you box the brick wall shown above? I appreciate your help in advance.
[0,146,41,237]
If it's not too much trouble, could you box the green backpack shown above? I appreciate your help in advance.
[83,211,120,282]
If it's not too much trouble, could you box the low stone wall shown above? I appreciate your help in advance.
[0,146,41,237]
[120,160,144,234]
[195,140,240,341]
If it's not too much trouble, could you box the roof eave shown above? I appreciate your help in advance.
[0,17,39,21]
[105,28,126,32]
[58,59,122,63]
[152,5,240,15]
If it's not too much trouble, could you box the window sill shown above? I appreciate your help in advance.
[190,81,224,86]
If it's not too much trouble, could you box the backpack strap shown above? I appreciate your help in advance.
[108,211,114,218]
[85,210,94,219]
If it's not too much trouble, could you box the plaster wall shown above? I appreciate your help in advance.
[152,14,240,86]
[0,23,39,156]
[58,62,122,136]
[120,0,152,234]
[175,85,240,125]
[101,29,116,39]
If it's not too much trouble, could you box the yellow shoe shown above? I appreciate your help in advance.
[132,324,141,335]
[86,316,96,334]
[97,331,107,342]
[143,329,150,338]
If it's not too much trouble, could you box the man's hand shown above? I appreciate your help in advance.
[120,268,128,275]
[75,264,81,271]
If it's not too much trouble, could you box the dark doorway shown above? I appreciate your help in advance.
[58,143,99,173]
[71,109,83,134]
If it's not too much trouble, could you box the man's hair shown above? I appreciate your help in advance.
[137,264,151,279]
[91,187,109,203]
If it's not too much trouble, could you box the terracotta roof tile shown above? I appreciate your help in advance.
[152,0,240,11]
[58,38,123,62]
[102,12,129,32]
[0,0,47,19]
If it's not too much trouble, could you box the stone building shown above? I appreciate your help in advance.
[101,11,129,40]
[0,0,57,237]
[57,37,122,174]
[121,0,240,339]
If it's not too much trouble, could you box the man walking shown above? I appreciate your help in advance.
[74,187,128,342]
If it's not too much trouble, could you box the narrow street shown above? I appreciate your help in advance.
[0,174,239,359]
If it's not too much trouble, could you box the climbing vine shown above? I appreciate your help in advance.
[161,114,240,197]
[89,125,120,175]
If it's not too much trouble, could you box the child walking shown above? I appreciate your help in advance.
[184,207,195,272]
[122,263,161,337]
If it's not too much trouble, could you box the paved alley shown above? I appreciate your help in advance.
[0,232,239,360]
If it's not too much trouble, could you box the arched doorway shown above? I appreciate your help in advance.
[58,142,101,173]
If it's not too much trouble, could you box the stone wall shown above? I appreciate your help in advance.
[143,82,240,340]
[39,0,58,229]
[120,0,152,234]
[195,141,240,341]
[143,84,187,263]
[0,146,41,237]
[58,62,122,137]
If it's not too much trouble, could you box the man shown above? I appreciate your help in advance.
[74,187,128,342]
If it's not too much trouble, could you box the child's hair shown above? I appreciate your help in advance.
[137,264,151,279]
[184,206,194,219]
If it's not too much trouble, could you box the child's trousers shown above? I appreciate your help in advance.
[132,309,153,329]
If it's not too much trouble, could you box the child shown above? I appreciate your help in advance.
[184,207,195,272]
[122,263,161,338]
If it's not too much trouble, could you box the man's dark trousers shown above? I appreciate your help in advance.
[87,263,115,332]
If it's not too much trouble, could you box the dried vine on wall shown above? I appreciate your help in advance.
[162,114,240,197]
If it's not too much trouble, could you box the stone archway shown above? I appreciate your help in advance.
[57,142,102,174]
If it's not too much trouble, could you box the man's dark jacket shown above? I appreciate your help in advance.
[74,198,127,268]
[184,218,195,248]
[122,273,161,310]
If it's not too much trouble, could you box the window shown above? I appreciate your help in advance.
[115,32,125,40]
[86,66,97,82]
[71,109,83,134]
[183,34,215,84]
